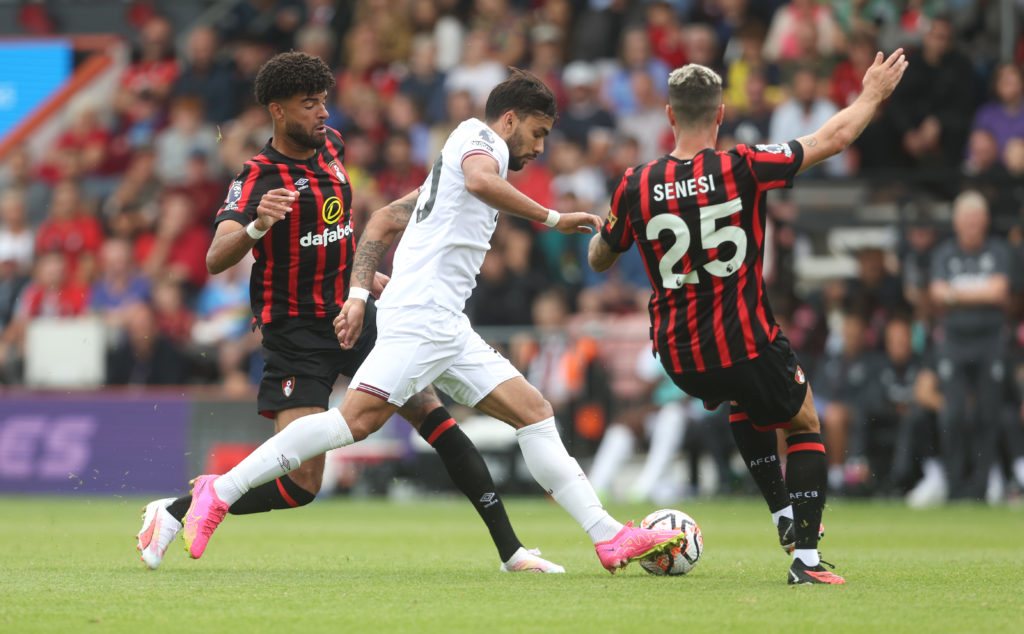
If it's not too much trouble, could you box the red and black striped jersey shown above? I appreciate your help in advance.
[600,141,804,373]
[214,127,354,326]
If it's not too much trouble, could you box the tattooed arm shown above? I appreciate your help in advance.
[349,189,418,291]
[797,48,908,174]
[335,189,419,349]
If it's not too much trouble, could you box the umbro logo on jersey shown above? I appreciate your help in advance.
[294,178,310,191]
[470,139,495,152]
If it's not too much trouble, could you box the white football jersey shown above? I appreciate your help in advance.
[378,118,509,314]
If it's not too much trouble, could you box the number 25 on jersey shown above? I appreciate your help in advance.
[646,198,747,289]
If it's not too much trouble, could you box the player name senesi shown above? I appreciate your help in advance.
[652,174,716,202]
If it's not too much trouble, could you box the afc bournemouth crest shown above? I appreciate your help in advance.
[282,377,295,397]
[795,366,806,385]
[327,160,347,184]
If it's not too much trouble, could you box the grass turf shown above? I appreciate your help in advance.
[2,495,1022,633]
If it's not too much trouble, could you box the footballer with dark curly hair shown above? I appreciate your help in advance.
[135,52,564,574]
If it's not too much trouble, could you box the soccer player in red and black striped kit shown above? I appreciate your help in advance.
[589,51,908,584]
[136,52,563,573]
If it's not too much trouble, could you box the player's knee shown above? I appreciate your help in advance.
[347,418,374,442]
[524,396,554,426]
[788,414,820,435]
[397,403,431,431]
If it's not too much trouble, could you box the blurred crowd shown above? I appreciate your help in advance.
[2,0,1024,501]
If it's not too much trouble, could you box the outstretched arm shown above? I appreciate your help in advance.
[462,154,602,234]
[796,49,909,174]
[335,189,418,349]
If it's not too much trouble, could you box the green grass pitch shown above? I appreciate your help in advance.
[2,495,1022,633]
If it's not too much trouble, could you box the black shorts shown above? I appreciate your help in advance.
[665,331,808,430]
[256,298,378,418]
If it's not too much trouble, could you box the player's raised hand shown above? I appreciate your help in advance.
[862,48,909,102]
[254,188,299,231]
[554,211,603,235]
[335,300,365,350]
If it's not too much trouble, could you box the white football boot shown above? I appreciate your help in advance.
[136,497,183,569]
[500,547,566,573]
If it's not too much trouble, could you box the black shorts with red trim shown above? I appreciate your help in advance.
[665,331,808,430]
[256,298,378,418]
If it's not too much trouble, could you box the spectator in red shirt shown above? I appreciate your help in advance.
[830,33,877,109]
[119,14,180,108]
[163,149,225,229]
[37,101,112,184]
[0,251,89,380]
[138,190,210,293]
[375,132,427,203]
[34,180,104,283]
[646,1,687,69]
[151,277,194,346]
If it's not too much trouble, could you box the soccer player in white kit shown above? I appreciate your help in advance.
[183,70,685,573]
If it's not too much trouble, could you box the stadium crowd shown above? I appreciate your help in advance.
[1,0,1023,503]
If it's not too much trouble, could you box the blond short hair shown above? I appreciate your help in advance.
[668,64,722,128]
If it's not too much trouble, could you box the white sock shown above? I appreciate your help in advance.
[214,408,354,505]
[828,464,844,490]
[772,505,793,527]
[921,457,943,480]
[588,423,635,493]
[794,548,820,567]
[516,418,623,543]
[1014,458,1024,489]
[631,401,686,499]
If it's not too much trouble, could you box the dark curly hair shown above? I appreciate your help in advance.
[254,51,336,106]
[484,68,556,122]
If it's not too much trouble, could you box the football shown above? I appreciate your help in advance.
[638,509,703,576]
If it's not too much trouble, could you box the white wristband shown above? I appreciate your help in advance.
[245,221,269,239]
[543,209,560,228]
[348,287,370,302]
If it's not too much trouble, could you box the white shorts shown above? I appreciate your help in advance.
[350,305,522,407]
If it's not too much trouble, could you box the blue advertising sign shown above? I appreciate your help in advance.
[0,39,72,137]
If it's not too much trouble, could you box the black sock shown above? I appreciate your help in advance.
[229,475,316,515]
[785,432,828,550]
[165,475,315,522]
[419,407,522,562]
[730,412,789,513]
[166,495,191,522]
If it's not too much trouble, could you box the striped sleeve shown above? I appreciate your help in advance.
[458,124,507,173]
[214,160,265,227]
[600,168,635,252]
[735,140,804,191]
